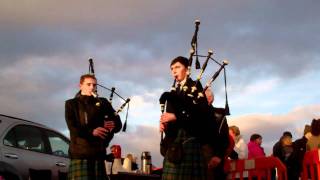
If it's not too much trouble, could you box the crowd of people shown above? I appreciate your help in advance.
[227,118,320,180]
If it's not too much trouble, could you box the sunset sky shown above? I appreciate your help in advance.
[1,0,320,166]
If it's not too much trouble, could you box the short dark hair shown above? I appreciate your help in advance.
[311,119,320,136]
[303,124,311,135]
[250,134,262,141]
[170,56,189,68]
[282,131,292,138]
[80,74,97,84]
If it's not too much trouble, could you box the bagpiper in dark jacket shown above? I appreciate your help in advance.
[65,95,122,160]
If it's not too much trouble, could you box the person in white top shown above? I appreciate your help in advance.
[229,125,248,159]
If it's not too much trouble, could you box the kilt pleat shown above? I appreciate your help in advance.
[162,130,207,180]
[67,159,106,180]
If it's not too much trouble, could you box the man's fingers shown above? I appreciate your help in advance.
[104,121,115,129]
[159,123,164,132]
[160,114,168,123]
[98,134,106,139]
[97,131,106,139]
[97,127,107,132]
[93,127,108,139]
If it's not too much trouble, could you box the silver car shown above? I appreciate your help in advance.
[0,114,70,180]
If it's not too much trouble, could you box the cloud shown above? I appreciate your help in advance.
[117,88,173,127]
[2,0,320,79]
[242,78,279,96]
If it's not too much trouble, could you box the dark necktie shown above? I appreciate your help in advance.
[176,83,181,94]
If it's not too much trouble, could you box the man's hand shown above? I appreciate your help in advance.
[160,112,177,123]
[104,120,115,132]
[160,112,177,132]
[92,127,108,139]
[159,122,167,132]
[208,156,221,169]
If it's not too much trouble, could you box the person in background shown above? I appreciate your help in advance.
[247,134,265,159]
[65,74,122,180]
[271,131,293,180]
[105,145,121,162]
[293,124,311,177]
[229,125,248,159]
[273,131,293,158]
[278,135,299,180]
[226,131,238,160]
[307,118,320,150]
[247,134,266,179]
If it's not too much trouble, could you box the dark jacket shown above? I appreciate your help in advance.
[293,136,308,173]
[65,95,122,159]
[273,140,282,158]
[164,78,229,159]
[273,138,300,180]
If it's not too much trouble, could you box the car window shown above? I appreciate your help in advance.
[4,125,45,153]
[3,129,15,147]
[46,130,69,158]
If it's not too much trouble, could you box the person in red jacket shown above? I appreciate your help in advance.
[247,134,265,159]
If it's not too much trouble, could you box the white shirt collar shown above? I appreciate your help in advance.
[177,77,187,87]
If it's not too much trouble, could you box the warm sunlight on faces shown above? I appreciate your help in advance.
[80,78,97,96]
[170,62,187,82]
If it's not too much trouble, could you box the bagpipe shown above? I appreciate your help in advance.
[87,58,130,132]
[160,19,231,148]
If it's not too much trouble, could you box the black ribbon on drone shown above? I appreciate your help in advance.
[191,20,201,69]
[88,58,130,132]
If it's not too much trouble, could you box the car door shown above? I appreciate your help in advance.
[2,124,51,180]
[43,129,70,180]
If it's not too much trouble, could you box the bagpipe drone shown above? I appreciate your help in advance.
[88,59,130,132]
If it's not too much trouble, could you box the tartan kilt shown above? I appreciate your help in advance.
[67,159,107,180]
[162,131,207,180]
